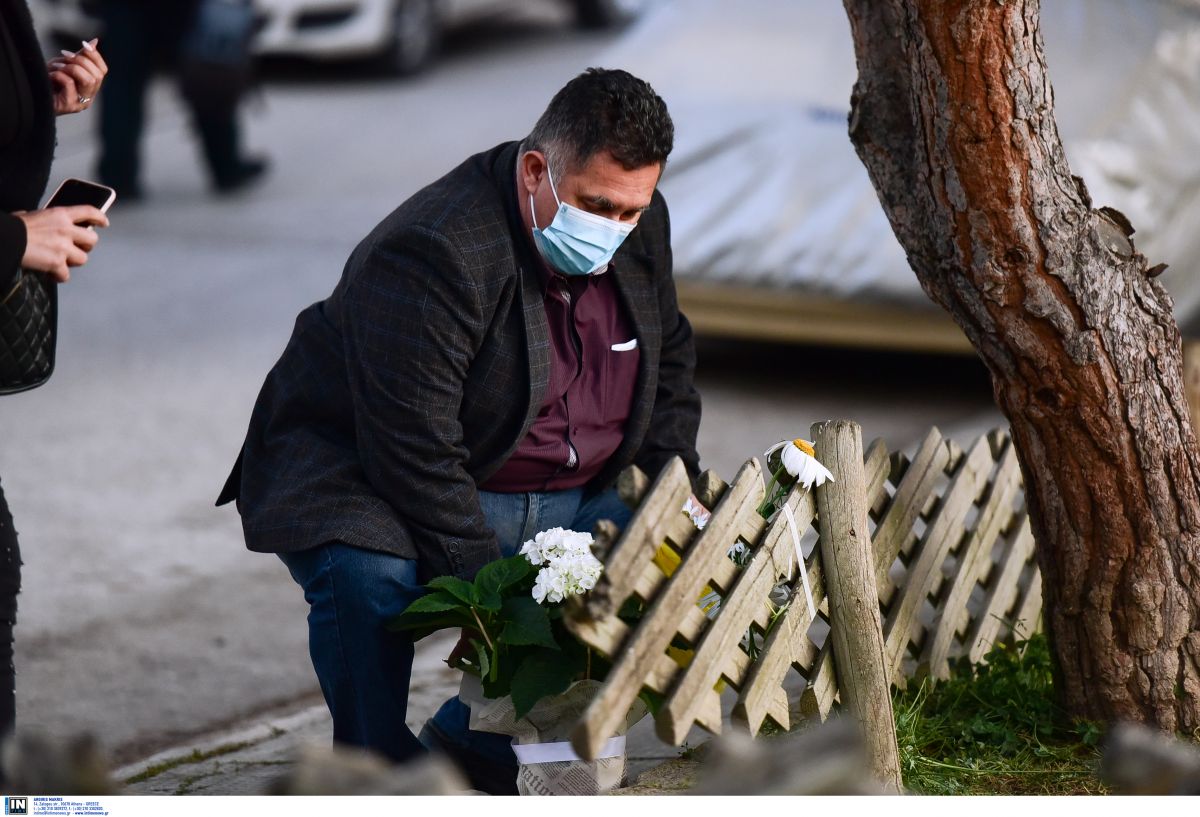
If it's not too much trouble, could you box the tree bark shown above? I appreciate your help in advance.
[842,0,1200,731]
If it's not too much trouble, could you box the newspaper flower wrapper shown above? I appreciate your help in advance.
[459,674,648,796]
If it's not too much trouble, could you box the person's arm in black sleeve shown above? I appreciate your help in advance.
[635,195,702,481]
[341,225,502,581]
[0,212,27,294]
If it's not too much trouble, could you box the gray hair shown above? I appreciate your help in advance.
[521,67,674,178]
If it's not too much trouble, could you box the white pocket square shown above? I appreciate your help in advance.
[610,338,638,352]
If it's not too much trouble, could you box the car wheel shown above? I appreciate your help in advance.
[572,0,647,29]
[378,0,438,76]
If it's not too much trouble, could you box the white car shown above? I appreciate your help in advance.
[36,0,646,75]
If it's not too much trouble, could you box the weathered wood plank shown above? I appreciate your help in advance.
[573,476,705,647]
[733,557,826,733]
[798,638,838,722]
[872,429,952,605]
[658,488,816,744]
[584,457,694,619]
[570,459,765,761]
[919,439,1023,678]
[813,420,902,792]
[882,435,994,685]
[968,514,1035,662]
[617,465,651,509]
[1011,567,1043,641]
[694,469,728,511]
[864,437,891,508]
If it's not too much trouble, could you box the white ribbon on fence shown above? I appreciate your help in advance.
[511,735,626,765]
[782,502,818,621]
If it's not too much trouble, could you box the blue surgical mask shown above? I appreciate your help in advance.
[530,164,636,276]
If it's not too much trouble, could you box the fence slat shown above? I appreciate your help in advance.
[1012,568,1043,641]
[919,439,1022,678]
[659,488,816,743]
[968,513,1035,661]
[798,639,838,721]
[570,459,765,761]
[882,435,994,684]
[873,429,952,604]
[585,457,694,619]
[864,437,891,507]
[733,554,826,733]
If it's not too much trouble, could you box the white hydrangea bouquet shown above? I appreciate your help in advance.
[522,527,603,605]
[391,526,644,795]
[390,527,611,720]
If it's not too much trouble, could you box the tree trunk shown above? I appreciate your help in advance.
[842,0,1200,731]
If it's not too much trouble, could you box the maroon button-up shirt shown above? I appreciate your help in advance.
[481,258,641,493]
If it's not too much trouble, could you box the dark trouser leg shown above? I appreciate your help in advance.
[0,478,22,737]
[193,111,241,186]
[572,486,634,535]
[96,1,155,193]
[278,542,427,763]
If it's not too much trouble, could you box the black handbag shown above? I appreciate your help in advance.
[0,269,57,395]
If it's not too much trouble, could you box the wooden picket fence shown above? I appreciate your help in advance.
[563,421,1041,783]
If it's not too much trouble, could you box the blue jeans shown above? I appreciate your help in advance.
[278,485,632,765]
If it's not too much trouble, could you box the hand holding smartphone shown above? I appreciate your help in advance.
[45,178,117,215]
[15,179,116,281]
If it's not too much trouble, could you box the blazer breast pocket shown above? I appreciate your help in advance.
[603,338,641,423]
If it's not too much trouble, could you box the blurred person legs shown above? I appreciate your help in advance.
[94,0,166,199]
[96,0,266,198]
[178,0,267,193]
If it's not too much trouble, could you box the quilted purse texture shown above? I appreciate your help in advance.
[0,270,57,394]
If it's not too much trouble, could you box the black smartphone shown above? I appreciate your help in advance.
[43,178,117,214]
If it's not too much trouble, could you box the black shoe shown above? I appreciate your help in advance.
[418,719,518,795]
[214,157,269,194]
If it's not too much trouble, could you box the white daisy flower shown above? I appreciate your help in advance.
[764,438,835,490]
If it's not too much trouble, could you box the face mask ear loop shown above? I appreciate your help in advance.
[529,192,541,231]
[530,156,561,232]
[545,160,562,207]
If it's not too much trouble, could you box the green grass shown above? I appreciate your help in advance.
[123,740,254,785]
[893,634,1108,795]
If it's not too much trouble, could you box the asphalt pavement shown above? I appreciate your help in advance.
[5,1,1004,793]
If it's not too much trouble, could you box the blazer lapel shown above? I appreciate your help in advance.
[518,263,551,441]
[610,249,660,465]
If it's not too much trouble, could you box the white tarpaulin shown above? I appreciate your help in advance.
[603,0,1200,322]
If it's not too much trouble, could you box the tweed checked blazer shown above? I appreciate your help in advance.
[218,141,701,580]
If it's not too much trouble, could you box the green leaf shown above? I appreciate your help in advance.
[476,556,534,596]
[399,591,464,615]
[386,611,474,639]
[510,649,575,720]
[428,575,478,607]
[499,596,558,649]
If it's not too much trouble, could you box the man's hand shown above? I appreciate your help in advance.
[446,628,482,669]
[48,39,107,116]
[16,206,109,282]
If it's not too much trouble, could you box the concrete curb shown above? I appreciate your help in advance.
[113,704,333,795]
